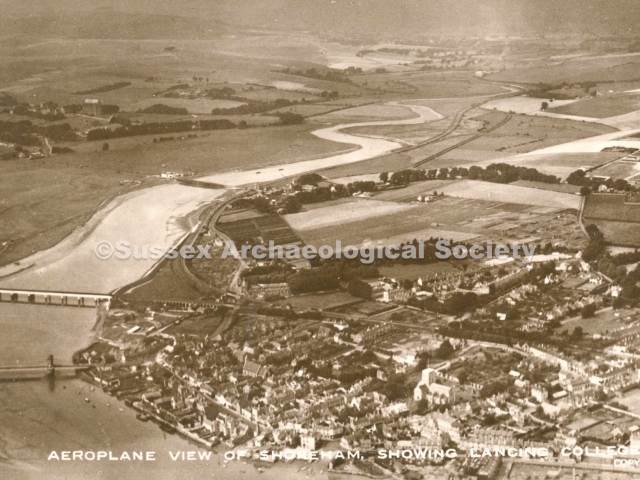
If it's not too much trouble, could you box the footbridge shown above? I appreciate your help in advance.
[0,288,111,308]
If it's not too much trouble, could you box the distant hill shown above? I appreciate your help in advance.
[0,9,228,40]
[2,0,640,39]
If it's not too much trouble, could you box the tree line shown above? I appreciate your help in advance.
[86,118,237,141]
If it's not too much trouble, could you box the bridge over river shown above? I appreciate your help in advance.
[0,288,111,308]
[0,355,90,381]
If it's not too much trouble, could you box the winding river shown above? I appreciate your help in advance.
[197,102,443,186]
[0,102,441,293]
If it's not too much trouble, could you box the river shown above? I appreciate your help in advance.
[0,185,227,294]
[196,102,442,186]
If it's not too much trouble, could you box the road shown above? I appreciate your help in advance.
[177,189,251,296]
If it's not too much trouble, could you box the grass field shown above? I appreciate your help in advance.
[322,104,416,119]
[489,53,640,85]
[288,195,518,248]
[453,152,622,181]
[286,186,584,251]
[584,195,640,223]
[273,291,360,310]
[588,219,640,247]
[437,180,581,209]
[589,160,640,180]
[372,180,458,202]
[50,123,351,176]
[379,262,463,280]
[285,199,417,231]
[510,180,583,194]
[0,159,151,266]
[549,94,640,119]
[560,308,637,336]
[128,97,246,113]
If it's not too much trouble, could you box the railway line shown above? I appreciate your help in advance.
[414,112,512,167]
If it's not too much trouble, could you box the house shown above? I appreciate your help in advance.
[83,98,102,116]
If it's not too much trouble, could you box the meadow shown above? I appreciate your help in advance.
[489,53,640,85]
[583,195,640,223]
[589,160,640,180]
[52,123,352,176]
[436,180,581,209]
[588,220,640,247]
[549,94,640,119]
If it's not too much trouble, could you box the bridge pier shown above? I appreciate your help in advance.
[47,355,55,376]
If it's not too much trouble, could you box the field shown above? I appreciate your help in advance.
[286,191,583,251]
[588,220,640,247]
[549,94,640,119]
[52,123,351,176]
[378,262,463,281]
[489,53,640,84]
[510,180,582,194]
[583,195,640,223]
[0,159,152,266]
[371,180,458,202]
[618,388,640,415]
[128,97,246,113]
[164,316,223,337]
[273,291,360,310]
[589,160,640,180]
[217,213,301,246]
[319,104,416,120]
[560,308,637,336]
[284,199,417,231]
[436,180,581,209]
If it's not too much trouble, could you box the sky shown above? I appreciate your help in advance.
[1,0,639,38]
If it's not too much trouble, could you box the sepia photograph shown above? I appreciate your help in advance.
[2,1,640,478]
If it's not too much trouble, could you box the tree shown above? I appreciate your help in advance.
[415,399,430,415]
[541,102,549,111]
[581,304,596,318]
[571,326,584,341]
[238,120,248,129]
[276,112,304,125]
[379,172,389,183]
[580,186,591,196]
[435,339,454,359]
[347,280,373,300]
[102,142,109,151]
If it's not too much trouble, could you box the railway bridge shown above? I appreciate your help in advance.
[0,288,111,308]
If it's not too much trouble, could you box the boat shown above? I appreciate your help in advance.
[159,424,176,434]
[84,397,90,403]
[136,413,149,422]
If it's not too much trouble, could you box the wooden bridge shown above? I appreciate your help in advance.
[0,288,111,308]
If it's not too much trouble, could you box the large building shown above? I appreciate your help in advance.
[414,368,458,405]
